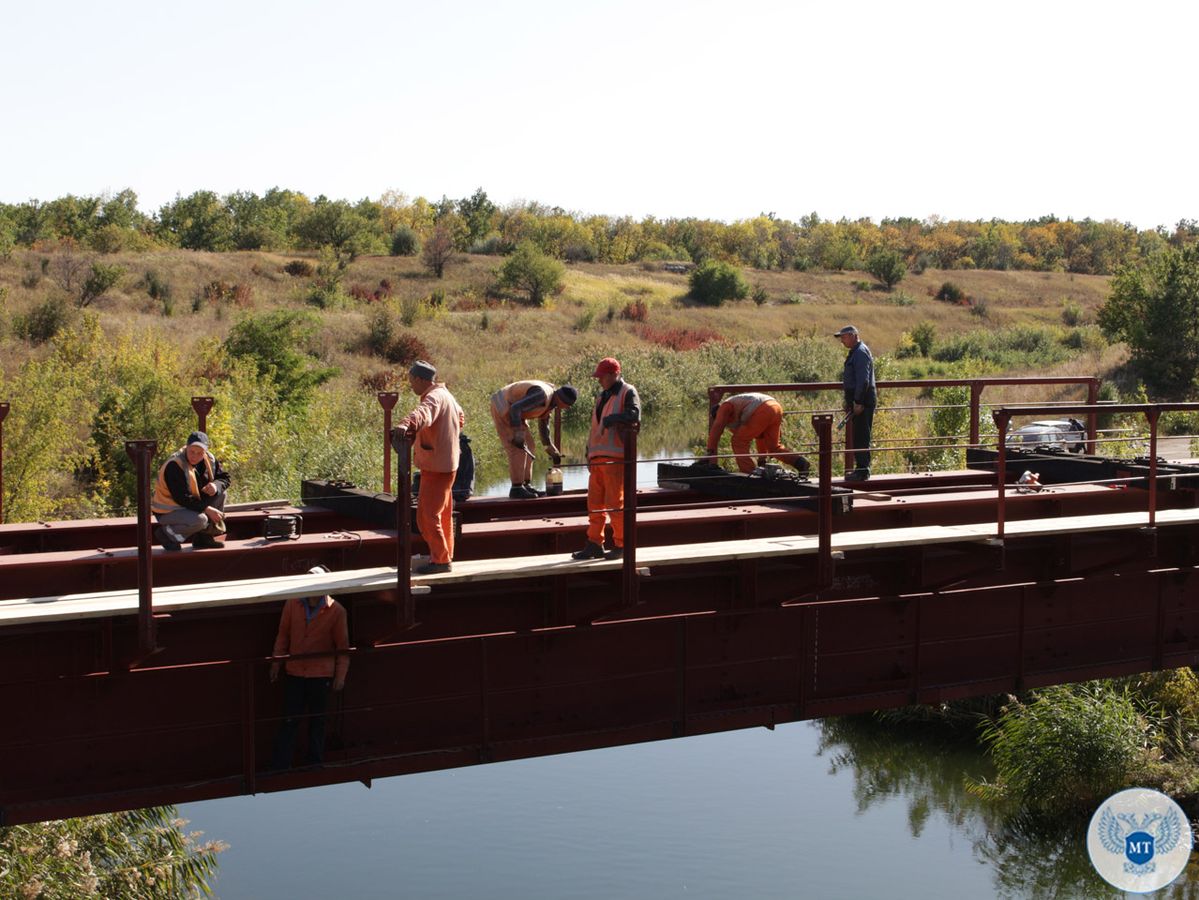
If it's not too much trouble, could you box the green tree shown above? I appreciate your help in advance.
[78,262,125,308]
[223,310,338,410]
[390,225,420,256]
[496,241,565,306]
[156,191,235,251]
[688,259,749,306]
[0,806,224,898]
[866,246,907,290]
[1098,244,1199,398]
[457,187,497,246]
[421,223,456,278]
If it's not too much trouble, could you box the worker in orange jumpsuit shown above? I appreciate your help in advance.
[269,565,350,769]
[396,360,464,575]
[572,357,641,561]
[703,392,809,475]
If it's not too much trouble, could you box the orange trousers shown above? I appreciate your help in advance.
[586,458,626,547]
[730,400,802,474]
[417,470,456,564]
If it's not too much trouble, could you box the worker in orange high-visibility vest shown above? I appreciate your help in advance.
[571,357,641,561]
[396,360,465,575]
[702,392,809,475]
[490,380,578,498]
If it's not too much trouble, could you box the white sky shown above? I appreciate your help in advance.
[1,0,1196,229]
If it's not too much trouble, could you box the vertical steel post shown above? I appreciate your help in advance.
[968,382,983,445]
[0,401,8,525]
[621,423,640,607]
[125,439,159,660]
[1147,409,1160,529]
[992,411,1010,544]
[377,392,399,494]
[812,415,833,589]
[190,396,214,434]
[391,427,415,630]
[1086,379,1099,454]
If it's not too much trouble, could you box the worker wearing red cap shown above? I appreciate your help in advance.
[703,393,809,475]
[572,357,641,560]
[490,381,578,498]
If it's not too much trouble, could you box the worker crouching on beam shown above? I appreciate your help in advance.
[702,392,809,475]
[490,380,577,498]
[572,357,640,561]
[397,360,465,576]
[150,430,230,551]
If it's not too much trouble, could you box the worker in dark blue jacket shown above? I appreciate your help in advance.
[835,325,876,481]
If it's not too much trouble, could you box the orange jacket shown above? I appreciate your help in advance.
[399,383,465,474]
[707,393,773,449]
[272,597,350,681]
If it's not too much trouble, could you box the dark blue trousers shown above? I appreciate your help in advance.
[271,674,332,769]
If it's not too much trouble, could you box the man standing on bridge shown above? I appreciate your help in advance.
[397,360,465,575]
[835,325,876,482]
[703,392,809,475]
[572,357,640,561]
[269,565,350,770]
[151,431,230,551]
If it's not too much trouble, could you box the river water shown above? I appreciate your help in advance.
[182,716,1192,899]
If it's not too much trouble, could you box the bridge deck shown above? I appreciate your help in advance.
[2,504,1193,628]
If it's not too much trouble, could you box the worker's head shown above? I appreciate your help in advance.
[305,564,330,609]
[833,325,859,349]
[592,357,621,391]
[408,360,437,395]
[554,385,578,409]
[185,431,209,465]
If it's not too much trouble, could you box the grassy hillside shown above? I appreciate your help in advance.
[0,249,1127,521]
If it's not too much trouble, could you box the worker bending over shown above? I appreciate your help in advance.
[397,360,465,575]
[572,357,640,561]
[490,380,578,498]
[704,392,809,475]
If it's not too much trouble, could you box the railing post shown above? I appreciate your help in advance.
[1147,409,1160,529]
[390,427,415,630]
[190,396,214,434]
[992,411,1010,545]
[1086,378,1099,454]
[125,439,159,661]
[377,392,399,494]
[969,382,983,445]
[812,415,833,589]
[621,423,640,607]
[0,401,8,525]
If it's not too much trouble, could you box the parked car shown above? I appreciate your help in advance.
[1005,418,1087,453]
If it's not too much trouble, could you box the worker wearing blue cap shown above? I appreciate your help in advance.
[835,325,876,481]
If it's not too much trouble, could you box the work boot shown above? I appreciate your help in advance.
[154,525,182,552]
[845,469,871,482]
[414,561,452,575]
[792,456,811,476]
[192,532,224,550]
[522,481,546,497]
[509,484,538,499]
[571,541,606,561]
[604,546,624,560]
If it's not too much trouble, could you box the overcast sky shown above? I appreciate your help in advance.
[2,0,1195,229]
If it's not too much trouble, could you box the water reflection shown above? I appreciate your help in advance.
[817,716,1199,899]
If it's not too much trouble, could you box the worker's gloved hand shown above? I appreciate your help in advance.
[602,414,620,428]
[551,452,562,466]
[512,437,525,450]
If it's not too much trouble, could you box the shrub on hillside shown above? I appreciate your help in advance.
[637,325,724,351]
[497,241,565,306]
[866,247,907,290]
[78,262,125,308]
[390,226,420,257]
[223,309,338,410]
[689,260,749,306]
[620,299,648,322]
[12,296,73,344]
[469,234,506,255]
[934,281,966,304]
[283,259,315,277]
[1061,299,1084,326]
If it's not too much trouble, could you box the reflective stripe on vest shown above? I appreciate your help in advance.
[151,449,213,514]
[587,384,630,460]
[724,393,771,429]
